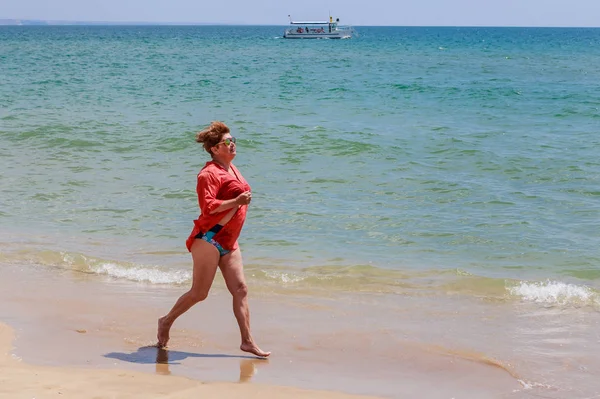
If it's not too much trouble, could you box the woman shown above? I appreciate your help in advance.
[157,121,270,358]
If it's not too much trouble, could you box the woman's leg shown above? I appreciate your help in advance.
[219,249,270,357]
[157,239,220,347]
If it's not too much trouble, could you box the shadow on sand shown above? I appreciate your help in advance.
[104,346,268,381]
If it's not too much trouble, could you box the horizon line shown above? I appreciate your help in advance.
[1,19,600,28]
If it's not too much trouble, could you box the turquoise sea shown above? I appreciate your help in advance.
[1,25,600,397]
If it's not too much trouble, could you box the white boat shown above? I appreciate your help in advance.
[283,15,354,39]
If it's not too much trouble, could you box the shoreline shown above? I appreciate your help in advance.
[0,260,527,398]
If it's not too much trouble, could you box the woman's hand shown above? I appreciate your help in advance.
[235,191,252,205]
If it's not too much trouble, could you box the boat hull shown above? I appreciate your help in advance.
[283,33,347,39]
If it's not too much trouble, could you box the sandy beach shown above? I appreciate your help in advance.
[0,258,531,399]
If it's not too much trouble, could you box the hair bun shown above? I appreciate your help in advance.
[195,121,231,155]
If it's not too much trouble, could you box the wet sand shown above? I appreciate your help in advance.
[0,322,385,399]
[0,261,531,398]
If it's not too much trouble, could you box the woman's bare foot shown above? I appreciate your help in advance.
[157,316,171,348]
[240,342,271,358]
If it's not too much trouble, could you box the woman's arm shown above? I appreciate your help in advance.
[198,171,252,216]
[216,204,239,225]
[209,191,252,215]
[209,192,251,233]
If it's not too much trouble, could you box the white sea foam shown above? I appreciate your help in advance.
[262,270,306,284]
[90,262,191,285]
[508,280,598,306]
[517,379,555,390]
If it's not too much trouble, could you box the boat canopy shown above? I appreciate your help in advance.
[290,21,331,25]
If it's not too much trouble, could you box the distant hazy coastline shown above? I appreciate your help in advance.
[0,19,221,26]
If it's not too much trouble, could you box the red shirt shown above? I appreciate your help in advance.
[185,161,251,252]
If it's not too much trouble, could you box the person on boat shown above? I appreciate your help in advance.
[157,121,270,358]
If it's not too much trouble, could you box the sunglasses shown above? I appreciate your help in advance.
[217,136,236,146]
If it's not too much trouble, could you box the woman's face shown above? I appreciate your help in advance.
[212,134,237,159]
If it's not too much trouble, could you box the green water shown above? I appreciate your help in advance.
[1,26,599,292]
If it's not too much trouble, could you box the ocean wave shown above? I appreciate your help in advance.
[0,248,191,285]
[3,247,600,304]
[507,280,599,306]
[90,262,190,284]
[59,252,191,285]
[261,270,307,284]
